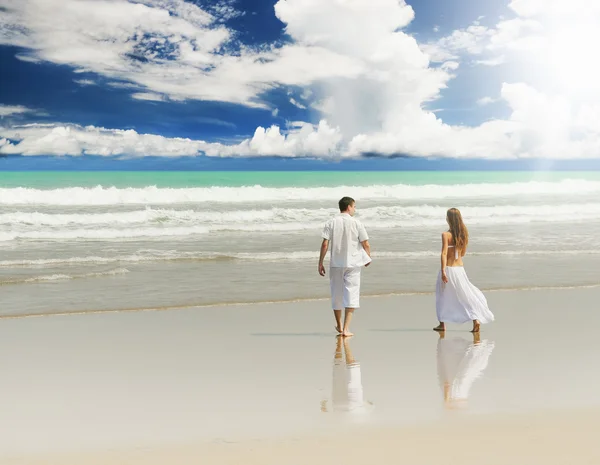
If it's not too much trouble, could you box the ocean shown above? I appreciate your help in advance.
[1,170,599,318]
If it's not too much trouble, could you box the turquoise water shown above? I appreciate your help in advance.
[1,170,600,188]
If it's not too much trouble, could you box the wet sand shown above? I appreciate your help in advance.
[2,286,600,464]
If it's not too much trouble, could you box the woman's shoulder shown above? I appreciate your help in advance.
[441,231,453,243]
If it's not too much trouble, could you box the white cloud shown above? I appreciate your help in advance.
[107,81,142,90]
[428,0,600,82]
[0,0,365,107]
[73,79,96,86]
[131,92,165,102]
[475,55,506,67]
[289,98,307,110]
[424,24,493,62]
[440,61,460,71]
[0,105,34,117]
[498,83,600,159]
[2,0,600,160]
[346,83,600,159]
[508,0,600,18]
[229,120,342,157]
[477,97,497,106]
[14,53,41,63]
[424,12,546,67]
[273,0,452,140]
[0,121,342,158]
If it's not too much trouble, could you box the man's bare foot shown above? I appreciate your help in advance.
[320,400,328,413]
[433,323,445,332]
[470,321,480,333]
[335,325,342,334]
[342,331,354,337]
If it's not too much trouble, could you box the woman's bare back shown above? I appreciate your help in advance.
[444,231,464,267]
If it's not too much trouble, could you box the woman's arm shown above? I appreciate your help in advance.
[440,232,449,283]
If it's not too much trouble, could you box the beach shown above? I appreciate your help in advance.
[2,287,600,464]
[1,170,599,463]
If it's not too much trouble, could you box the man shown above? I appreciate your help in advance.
[319,196,371,337]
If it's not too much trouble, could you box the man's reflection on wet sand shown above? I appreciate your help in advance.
[436,332,495,409]
[321,337,372,415]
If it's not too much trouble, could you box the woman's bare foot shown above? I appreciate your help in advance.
[433,323,446,332]
[335,325,342,334]
[470,321,480,333]
[342,330,354,337]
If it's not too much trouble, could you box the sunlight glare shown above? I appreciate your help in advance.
[544,22,600,95]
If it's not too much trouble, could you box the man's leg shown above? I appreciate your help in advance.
[330,267,343,333]
[334,310,343,333]
[342,268,361,337]
[342,308,354,337]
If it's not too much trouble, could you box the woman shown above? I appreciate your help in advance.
[434,208,494,333]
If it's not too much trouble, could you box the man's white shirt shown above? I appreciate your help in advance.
[322,213,370,268]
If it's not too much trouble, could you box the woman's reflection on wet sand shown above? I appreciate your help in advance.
[321,337,372,415]
[436,332,495,409]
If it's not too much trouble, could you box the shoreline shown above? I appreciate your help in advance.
[1,281,599,320]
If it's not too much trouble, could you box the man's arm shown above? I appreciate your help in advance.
[361,240,371,267]
[318,239,329,276]
[358,221,371,267]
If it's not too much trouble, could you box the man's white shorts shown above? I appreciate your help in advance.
[330,267,361,310]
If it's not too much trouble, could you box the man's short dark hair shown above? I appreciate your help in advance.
[339,196,355,212]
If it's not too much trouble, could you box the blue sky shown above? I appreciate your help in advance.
[1,0,599,169]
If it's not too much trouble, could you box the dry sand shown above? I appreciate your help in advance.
[10,408,600,465]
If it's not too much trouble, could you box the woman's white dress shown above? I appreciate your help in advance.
[437,336,495,402]
[436,246,494,324]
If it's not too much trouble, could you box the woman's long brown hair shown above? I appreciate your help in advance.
[447,208,469,252]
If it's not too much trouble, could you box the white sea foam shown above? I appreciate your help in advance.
[1,249,597,268]
[0,268,130,285]
[2,203,600,232]
[0,208,281,226]
[1,179,599,205]
[0,226,211,241]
